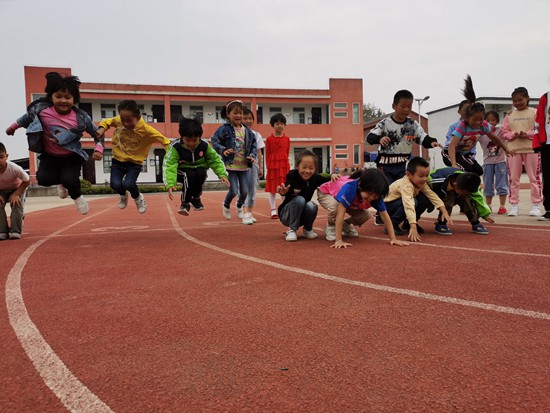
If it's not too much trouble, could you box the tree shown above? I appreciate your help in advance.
[363,103,385,123]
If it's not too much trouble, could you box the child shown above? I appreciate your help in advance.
[317,168,409,248]
[242,108,265,224]
[385,157,452,242]
[533,91,550,221]
[211,100,257,223]
[265,113,290,219]
[479,111,509,214]
[96,100,170,214]
[5,72,102,214]
[501,87,542,217]
[447,75,512,176]
[276,150,338,242]
[0,142,30,239]
[163,117,229,215]
[366,89,441,225]
[428,167,494,235]
[443,100,473,164]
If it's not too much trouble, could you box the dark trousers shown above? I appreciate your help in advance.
[438,191,479,224]
[540,146,550,212]
[377,162,406,185]
[37,153,83,199]
[385,192,432,228]
[110,159,142,199]
[177,167,207,204]
[442,150,483,176]
[279,196,318,231]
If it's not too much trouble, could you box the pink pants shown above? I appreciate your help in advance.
[507,152,542,204]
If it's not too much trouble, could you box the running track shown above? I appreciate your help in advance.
[1,192,549,412]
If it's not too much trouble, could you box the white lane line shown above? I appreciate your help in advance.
[167,204,550,321]
[5,209,114,413]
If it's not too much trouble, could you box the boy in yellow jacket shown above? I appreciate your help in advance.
[95,100,170,213]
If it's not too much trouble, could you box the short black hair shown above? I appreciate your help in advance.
[295,149,317,168]
[393,90,414,105]
[270,113,286,126]
[406,156,430,174]
[351,168,389,199]
[45,72,81,104]
[117,100,141,117]
[455,172,481,194]
[243,108,254,121]
[179,116,203,138]
[485,111,500,123]
[0,142,6,153]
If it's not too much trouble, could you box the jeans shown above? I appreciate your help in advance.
[279,196,318,231]
[0,190,25,235]
[110,159,143,199]
[37,153,83,199]
[385,192,432,227]
[482,162,509,197]
[244,163,260,208]
[224,170,249,208]
[178,167,207,204]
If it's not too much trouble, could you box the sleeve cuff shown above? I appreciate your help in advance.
[94,143,104,153]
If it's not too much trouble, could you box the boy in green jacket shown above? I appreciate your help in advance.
[163,117,229,215]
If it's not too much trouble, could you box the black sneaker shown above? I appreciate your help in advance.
[191,198,205,210]
[538,211,550,221]
[373,214,384,226]
[402,221,424,234]
[384,226,406,236]
[178,203,190,216]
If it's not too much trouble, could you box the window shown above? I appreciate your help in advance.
[78,103,93,120]
[170,105,182,123]
[354,144,360,164]
[101,104,116,120]
[335,144,348,150]
[335,153,348,159]
[215,106,224,123]
[269,107,282,120]
[352,103,360,124]
[334,102,348,109]
[334,112,348,118]
[293,107,305,124]
[151,105,165,122]
[257,107,263,124]
[190,105,203,123]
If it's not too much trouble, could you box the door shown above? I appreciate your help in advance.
[82,149,96,184]
[311,107,322,124]
[312,147,323,174]
[154,148,165,183]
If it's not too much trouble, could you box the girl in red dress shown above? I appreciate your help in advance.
[265,113,290,218]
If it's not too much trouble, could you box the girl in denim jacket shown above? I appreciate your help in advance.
[6,72,103,214]
[211,100,257,224]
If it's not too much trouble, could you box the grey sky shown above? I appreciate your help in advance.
[1,0,549,159]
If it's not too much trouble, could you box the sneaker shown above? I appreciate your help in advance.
[402,221,424,234]
[134,194,147,214]
[178,203,190,216]
[118,193,128,209]
[324,225,336,241]
[303,229,318,239]
[222,204,231,219]
[191,198,205,210]
[236,206,244,219]
[285,229,298,242]
[9,232,21,239]
[434,223,453,236]
[251,215,257,223]
[497,206,507,215]
[373,214,383,226]
[529,203,543,217]
[270,209,278,219]
[537,211,550,221]
[508,204,519,216]
[57,184,68,199]
[74,196,89,215]
[0,233,8,240]
[472,223,489,235]
[384,226,406,236]
[242,212,254,225]
[343,222,359,238]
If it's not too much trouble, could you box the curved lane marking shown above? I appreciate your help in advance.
[5,210,114,413]
[168,204,550,321]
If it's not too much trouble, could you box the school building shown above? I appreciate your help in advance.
[22,66,365,184]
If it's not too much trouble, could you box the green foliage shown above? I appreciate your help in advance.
[363,103,385,123]
[79,179,181,195]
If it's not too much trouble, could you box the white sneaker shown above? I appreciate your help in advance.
[222,204,231,219]
[74,196,89,215]
[9,232,22,239]
[0,233,8,240]
[343,222,359,237]
[57,184,68,199]
[324,225,336,241]
[251,215,257,223]
[242,212,254,225]
[236,206,244,219]
[529,203,542,217]
[285,229,298,242]
[134,194,147,214]
[508,204,519,216]
[118,193,128,209]
[303,229,318,239]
